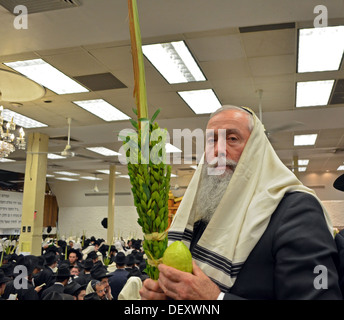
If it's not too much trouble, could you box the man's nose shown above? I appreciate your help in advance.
[214,140,226,158]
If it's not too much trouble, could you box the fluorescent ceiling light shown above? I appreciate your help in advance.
[190,165,198,170]
[142,40,206,84]
[296,80,334,107]
[170,174,178,177]
[298,167,307,172]
[80,176,103,181]
[294,134,318,146]
[96,169,121,174]
[178,89,221,114]
[4,58,89,94]
[47,153,66,160]
[298,26,344,73]
[73,99,130,121]
[46,174,55,178]
[54,171,79,176]
[0,158,15,162]
[119,175,130,179]
[1,108,47,128]
[338,165,344,171]
[86,147,121,156]
[298,159,309,166]
[165,143,182,153]
[55,177,79,182]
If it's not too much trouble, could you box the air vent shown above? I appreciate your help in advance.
[73,73,127,91]
[329,79,344,105]
[0,0,81,15]
[239,22,295,33]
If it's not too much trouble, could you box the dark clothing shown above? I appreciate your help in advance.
[74,272,93,286]
[34,266,56,288]
[335,229,344,296]
[40,283,65,300]
[108,268,129,299]
[191,192,342,300]
[2,280,39,300]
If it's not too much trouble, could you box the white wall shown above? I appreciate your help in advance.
[299,171,344,229]
[57,205,143,240]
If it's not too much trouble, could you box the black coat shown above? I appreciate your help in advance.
[40,283,65,300]
[2,280,39,300]
[222,192,342,300]
[108,268,129,299]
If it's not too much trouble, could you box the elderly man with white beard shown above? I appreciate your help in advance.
[140,105,342,300]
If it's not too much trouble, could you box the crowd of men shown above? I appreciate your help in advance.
[0,236,148,300]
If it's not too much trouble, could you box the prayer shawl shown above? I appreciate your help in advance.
[167,112,333,291]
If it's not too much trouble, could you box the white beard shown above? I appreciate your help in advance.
[193,160,237,224]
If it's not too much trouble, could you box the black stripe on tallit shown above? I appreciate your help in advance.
[192,244,244,277]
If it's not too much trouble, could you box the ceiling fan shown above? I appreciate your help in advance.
[60,117,75,158]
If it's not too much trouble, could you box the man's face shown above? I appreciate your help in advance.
[70,267,79,276]
[68,253,77,264]
[96,283,106,300]
[205,109,251,175]
[77,289,86,300]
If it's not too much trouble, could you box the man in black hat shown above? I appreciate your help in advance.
[40,264,71,300]
[34,251,58,294]
[64,281,86,300]
[90,261,112,300]
[108,252,129,299]
[2,255,41,300]
[67,248,82,267]
[74,258,93,286]
[0,269,11,300]
[87,250,99,264]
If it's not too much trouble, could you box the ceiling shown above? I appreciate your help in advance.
[0,0,344,190]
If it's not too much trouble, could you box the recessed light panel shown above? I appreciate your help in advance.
[86,147,121,156]
[294,134,318,146]
[54,171,79,176]
[296,80,334,107]
[4,59,89,94]
[298,26,344,73]
[73,99,130,121]
[178,89,222,114]
[142,40,206,84]
[1,108,47,128]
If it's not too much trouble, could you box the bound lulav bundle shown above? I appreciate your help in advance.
[125,0,171,280]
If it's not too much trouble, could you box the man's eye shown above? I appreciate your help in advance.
[228,136,238,142]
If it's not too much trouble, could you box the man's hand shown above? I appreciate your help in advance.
[140,277,168,300]
[158,260,221,300]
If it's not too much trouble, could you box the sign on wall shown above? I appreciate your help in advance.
[0,190,23,234]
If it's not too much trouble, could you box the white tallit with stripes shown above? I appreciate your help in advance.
[167,111,333,292]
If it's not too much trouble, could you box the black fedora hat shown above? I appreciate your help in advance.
[42,292,74,300]
[57,265,71,278]
[334,174,344,191]
[64,281,86,296]
[126,254,139,266]
[114,252,126,265]
[81,258,93,270]
[0,269,11,285]
[90,261,109,280]
[87,251,98,260]
[44,251,58,265]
